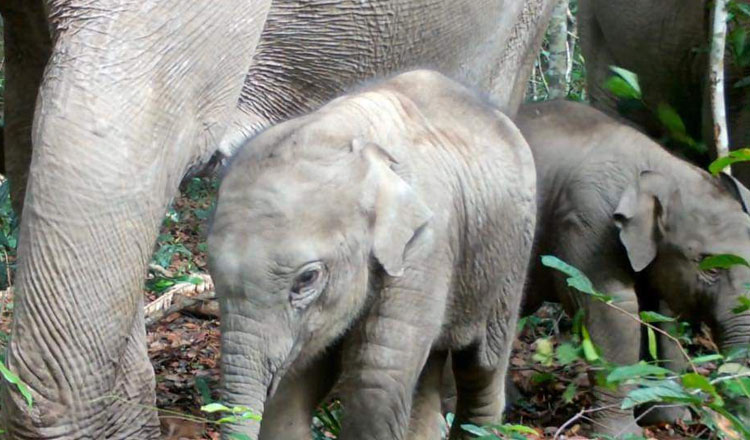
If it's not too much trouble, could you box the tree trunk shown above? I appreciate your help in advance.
[708,0,730,166]
[546,0,569,99]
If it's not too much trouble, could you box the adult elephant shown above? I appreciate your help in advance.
[579,0,750,184]
[0,1,555,438]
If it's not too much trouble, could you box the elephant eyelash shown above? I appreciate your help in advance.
[698,267,721,284]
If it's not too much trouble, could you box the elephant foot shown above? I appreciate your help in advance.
[586,410,642,438]
[635,404,691,427]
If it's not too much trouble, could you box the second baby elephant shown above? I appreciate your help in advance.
[515,101,750,435]
[208,70,537,440]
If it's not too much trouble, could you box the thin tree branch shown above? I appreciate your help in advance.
[708,0,730,166]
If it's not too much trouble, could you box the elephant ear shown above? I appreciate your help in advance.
[353,139,433,277]
[719,172,750,214]
[614,171,675,272]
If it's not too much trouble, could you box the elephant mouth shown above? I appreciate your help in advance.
[266,338,307,400]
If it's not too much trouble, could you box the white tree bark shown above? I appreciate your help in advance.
[709,0,730,168]
[547,0,569,99]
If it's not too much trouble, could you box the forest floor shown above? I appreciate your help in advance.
[0,177,721,439]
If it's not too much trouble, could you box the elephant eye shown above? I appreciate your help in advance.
[293,269,320,292]
[290,262,328,309]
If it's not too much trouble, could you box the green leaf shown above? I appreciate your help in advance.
[201,403,232,413]
[656,103,688,138]
[639,311,675,323]
[604,76,641,100]
[730,26,748,64]
[709,148,750,175]
[581,324,599,362]
[556,342,582,366]
[531,372,555,385]
[239,411,262,422]
[621,380,698,409]
[647,327,658,361]
[607,362,672,383]
[460,424,492,436]
[682,373,723,406]
[734,2,750,16]
[563,383,577,403]
[540,255,612,301]
[229,434,253,440]
[700,254,750,270]
[609,66,642,96]
[692,353,724,364]
[0,362,33,408]
[532,338,555,367]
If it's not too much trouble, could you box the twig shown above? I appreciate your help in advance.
[600,300,698,374]
[553,404,618,439]
[710,371,750,385]
[708,0,730,165]
[144,273,217,327]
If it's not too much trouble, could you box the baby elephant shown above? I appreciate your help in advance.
[208,70,537,440]
[516,101,750,435]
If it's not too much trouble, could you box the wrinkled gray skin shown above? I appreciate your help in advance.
[579,0,750,185]
[516,101,750,436]
[209,70,537,440]
[0,1,556,438]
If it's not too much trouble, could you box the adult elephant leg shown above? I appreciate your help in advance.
[407,351,448,440]
[258,349,339,440]
[0,0,51,213]
[0,1,271,438]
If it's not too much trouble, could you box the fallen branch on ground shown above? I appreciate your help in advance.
[144,273,218,327]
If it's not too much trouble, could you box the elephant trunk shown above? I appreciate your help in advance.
[0,1,271,437]
[219,314,283,438]
[717,310,750,352]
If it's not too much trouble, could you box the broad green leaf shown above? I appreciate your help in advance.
[621,380,698,409]
[609,66,642,96]
[700,254,750,270]
[541,255,612,301]
[239,411,262,422]
[607,362,672,383]
[229,434,252,440]
[639,311,675,323]
[732,295,750,314]
[720,376,750,398]
[532,338,554,367]
[734,2,750,17]
[656,103,688,137]
[709,148,750,175]
[201,403,232,413]
[563,383,577,403]
[460,424,492,436]
[556,342,582,366]
[682,373,723,406]
[647,327,658,360]
[501,424,538,435]
[604,76,641,100]
[0,362,33,408]
[730,26,748,64]
[581,325,599,362]
[692,353,724,364]
[718,362,750,375]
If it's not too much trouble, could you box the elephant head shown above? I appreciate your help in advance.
[208,119,431,436]
[614,170,750,352]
